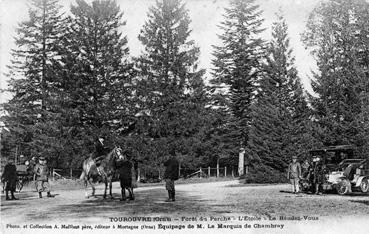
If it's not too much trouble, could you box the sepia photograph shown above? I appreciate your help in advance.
[1,0,368,233]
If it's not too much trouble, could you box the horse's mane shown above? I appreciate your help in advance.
[100,146,118,167]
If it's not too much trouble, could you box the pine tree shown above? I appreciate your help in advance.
[2,0,65,163]
[52,0,134,167]
[135,0,208,172]
[246,13,317,183]
[302,0,369,156]
[210,0,265,155]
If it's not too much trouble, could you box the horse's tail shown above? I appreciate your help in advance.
[80,158,89,180]
[80,157,95,180]
[80,170,86,180]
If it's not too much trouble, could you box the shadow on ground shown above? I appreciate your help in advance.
[349,200,369,205]
[23,188,215,222]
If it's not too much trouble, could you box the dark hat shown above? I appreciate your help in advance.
[39,156,46,161]
[292,155,298,159]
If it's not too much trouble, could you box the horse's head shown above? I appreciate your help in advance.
[113,146,124,160]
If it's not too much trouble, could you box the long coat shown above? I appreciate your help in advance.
[115,159,133,187]
[1,163,18,191]
[313,162,325,184]
[164,157,179,181]
[287,162,301,179]
[94,141,108,158]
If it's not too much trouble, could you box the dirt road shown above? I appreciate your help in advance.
[1,180,369,233]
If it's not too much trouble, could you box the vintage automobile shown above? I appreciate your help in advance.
[300,145,369,195]
[15,164,34,192]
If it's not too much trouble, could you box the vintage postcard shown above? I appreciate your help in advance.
[1,0,368,234]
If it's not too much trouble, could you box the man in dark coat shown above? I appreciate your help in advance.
[115,153,134,201]
[312,156,325,195]
[94,137,109,167]
[1,159,18,200]
[163,153,179,202]
[34,157,53,198]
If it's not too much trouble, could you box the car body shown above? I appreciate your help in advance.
[301,145,369,195]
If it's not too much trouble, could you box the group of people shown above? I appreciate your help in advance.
[94,137,180,202]
[113,151,180,202]
[2,136,180,203]
[1,156,53,200]
[287,155,326,194]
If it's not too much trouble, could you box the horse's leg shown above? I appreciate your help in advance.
[84,178,89,198]
[90,178,96,197]
[109,178,114,199]
[103,177,107,199]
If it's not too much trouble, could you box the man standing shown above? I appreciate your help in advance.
[287,155,302,194]
[163,152,179,202]
[115,152,135,201]
[312,156,325,195]
[34,157,52,198]
[1,159,18,200]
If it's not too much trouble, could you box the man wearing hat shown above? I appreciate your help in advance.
[94,136,109,167]
[287,155,302,194]
[34,157,52,198]
[312,156,325,195]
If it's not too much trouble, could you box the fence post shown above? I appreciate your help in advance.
[231,169,234,178]
[208,166,210,177]
[199,168,202,178]
[137,168,141,182]
[225,167,227,177]
[216,158,220,178]
[52,168,55,181]
[70,168,73,179]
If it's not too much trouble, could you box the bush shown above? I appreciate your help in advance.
[241,164,288,183]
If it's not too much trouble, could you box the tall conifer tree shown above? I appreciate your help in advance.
[135,0,208,171]
[210,0,265,154]
[302,0,369,156]
[2,0,65,162]
[53,0,134,166]
[247,13,317,182]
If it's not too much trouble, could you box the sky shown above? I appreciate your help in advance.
[0,0,321,103]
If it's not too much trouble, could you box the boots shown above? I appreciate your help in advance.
[165,190,172,202]
[120,189,126,201]
[128,188,135,201]
[39,192,42,198]
[5,191,10,200]
[47,192,53,197]
[11,191,18,200]
[171,190,175,202]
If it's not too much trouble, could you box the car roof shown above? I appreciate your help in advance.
[309,145,355,154]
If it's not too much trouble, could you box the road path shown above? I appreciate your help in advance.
[1,180,368,232]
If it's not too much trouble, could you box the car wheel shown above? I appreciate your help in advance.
[336,180,350,195]
[360,178,369,193]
